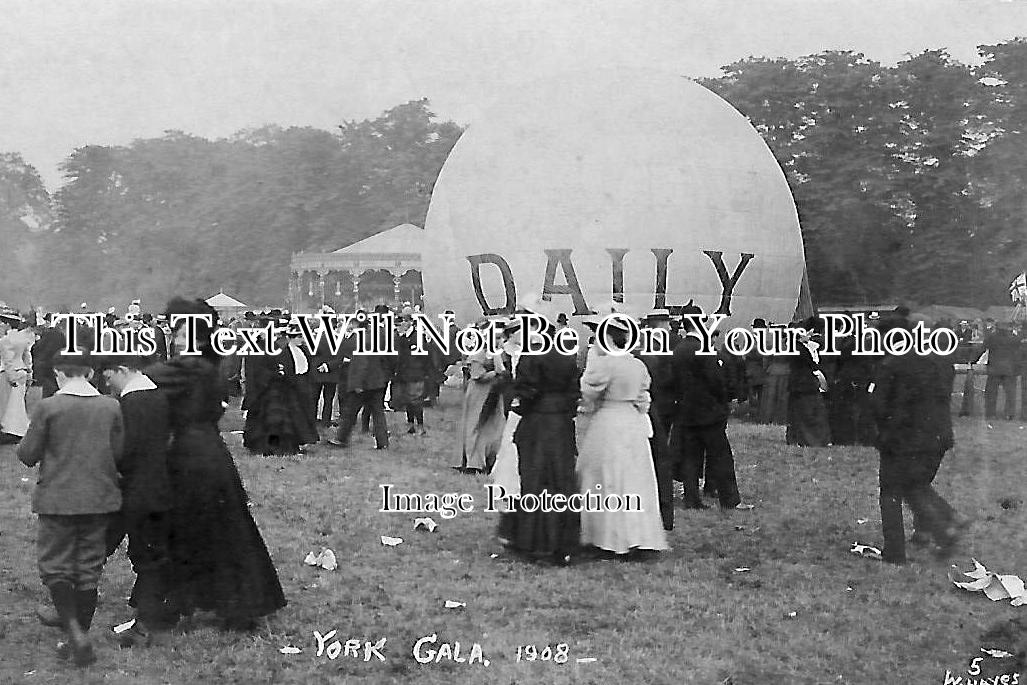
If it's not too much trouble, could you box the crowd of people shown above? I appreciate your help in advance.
[474,303,980,568]
[714,311,1027,442]
[5,299,285,667]
[2,293,1017,669]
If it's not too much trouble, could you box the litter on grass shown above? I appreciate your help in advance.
[413,517,438,532]
[948,559,1027,606]
[303,548,338,571]
[850,542,882,560]
[112,619,136,634]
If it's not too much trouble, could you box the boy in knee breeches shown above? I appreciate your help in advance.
[17,359,124,667]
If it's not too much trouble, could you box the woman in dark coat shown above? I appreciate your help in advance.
[242,325,319,456]
[507,312,581,565]
[148,298,286,629]
[786,323,831,447]
[758,328,791,425]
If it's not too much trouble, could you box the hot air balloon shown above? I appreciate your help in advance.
[421,68,810,332]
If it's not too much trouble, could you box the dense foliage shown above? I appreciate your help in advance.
[702,42,1027,307]
[1,100,461,309]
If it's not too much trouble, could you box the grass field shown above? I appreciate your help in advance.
[1,388,1025,685]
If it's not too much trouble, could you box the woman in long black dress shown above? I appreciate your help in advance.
[149,298,286,630]
[508,311,581,565]
[785,321,831,447]
[243,323,319,456]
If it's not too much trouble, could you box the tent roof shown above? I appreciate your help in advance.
[331,223,424,255]
[205,291,248,308]
[913,304,984,322]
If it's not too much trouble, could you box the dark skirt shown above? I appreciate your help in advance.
[786,392,831,447]
[391,380,425,411]
[509,412,579,557]
[244,377,319,455]
[759,373,790,424]
[167,425,286,621]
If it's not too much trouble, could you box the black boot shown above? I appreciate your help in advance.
[76,589,98,631]
[47,581,95,666]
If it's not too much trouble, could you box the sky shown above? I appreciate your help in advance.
[2,0,1027,190]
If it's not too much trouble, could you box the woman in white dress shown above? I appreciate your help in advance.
[0,312,34,443]
[490,320,523,542]
[577,320,669,556]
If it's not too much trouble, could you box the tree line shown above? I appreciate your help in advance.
[1,40,1025,312]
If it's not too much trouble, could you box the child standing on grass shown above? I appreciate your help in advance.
[101,356,173,646]
[17,359,124,667]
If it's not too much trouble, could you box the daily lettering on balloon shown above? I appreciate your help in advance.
[467,248,754,317]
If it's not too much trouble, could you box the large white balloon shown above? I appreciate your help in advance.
[422,68,807,328]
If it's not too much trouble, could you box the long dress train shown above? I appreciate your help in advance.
[148,356,286,622]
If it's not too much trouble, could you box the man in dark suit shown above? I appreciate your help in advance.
[636,310,677,530]
[422,309,458,407]
[310,328,342,427]
[329,316,396,450]
[872,315,966,564]
[668,309,742,510]
[829,325,878,446]
[983,321,1020,420]
[743,318,769,419]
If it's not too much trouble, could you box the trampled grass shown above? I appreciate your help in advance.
[1,388,1024,684]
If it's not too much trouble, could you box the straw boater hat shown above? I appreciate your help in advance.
[643,308,672,324]
[0,308,23,325]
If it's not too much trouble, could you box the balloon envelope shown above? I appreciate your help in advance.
[422,68,807,329]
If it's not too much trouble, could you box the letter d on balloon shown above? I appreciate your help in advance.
[467,254,516,316]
